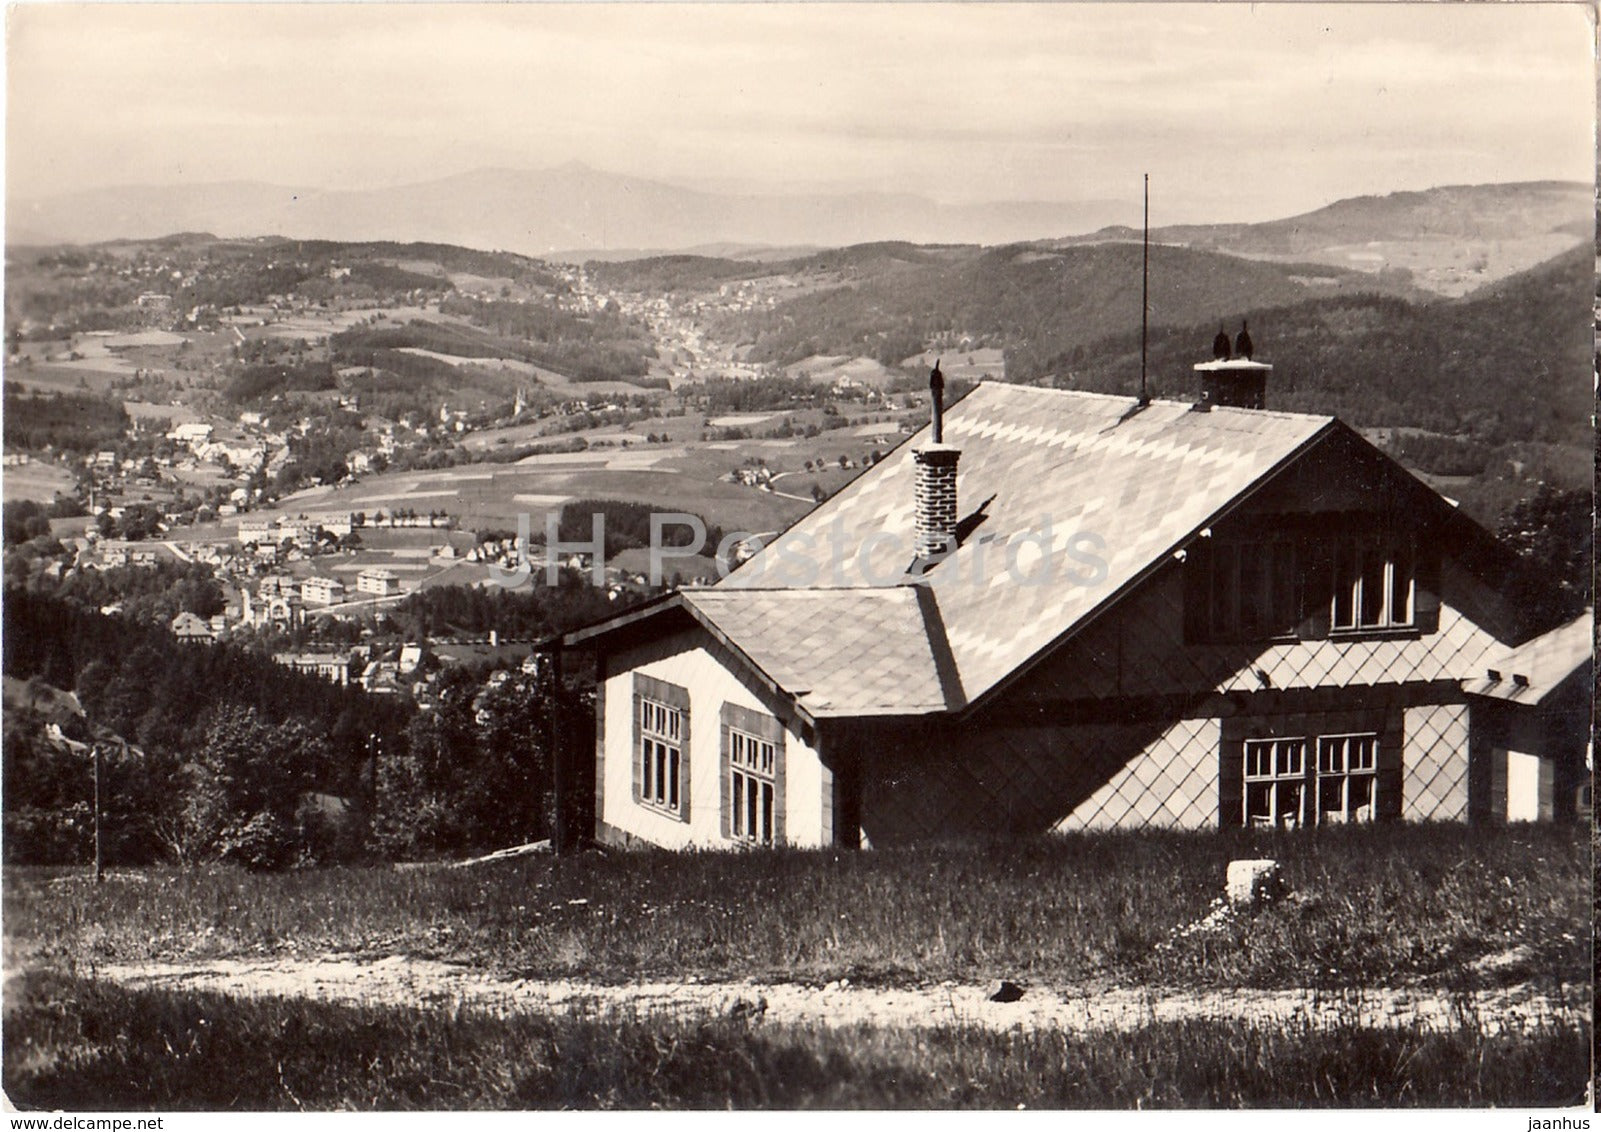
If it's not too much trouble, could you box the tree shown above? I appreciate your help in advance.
[374,668,558,858]
[178,705,332,869]
[1496,485,1593,630]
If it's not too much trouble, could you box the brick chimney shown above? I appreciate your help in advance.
[914,361,960,559]
[1192,322,1272,410]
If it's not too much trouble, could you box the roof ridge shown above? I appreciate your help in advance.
[965,380,1335,423]
[688,585,912,596]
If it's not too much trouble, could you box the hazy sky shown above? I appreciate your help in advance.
[7,2,1596,223]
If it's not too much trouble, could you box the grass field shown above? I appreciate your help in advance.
[4,971,1586,1110]
[4,822,1588,1110]
[6,823,1586,993]
[278,464,809,537]
[1,460,78,503]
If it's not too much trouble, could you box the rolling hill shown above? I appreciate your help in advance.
[709,240,1422,374]
[1050,244,1595,451]
[7,165,1132,256]
[1059,181,1592,296]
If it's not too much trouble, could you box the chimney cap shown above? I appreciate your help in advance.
[1193,358,1271,373]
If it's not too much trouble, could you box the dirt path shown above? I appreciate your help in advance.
[81,954,1586,1034]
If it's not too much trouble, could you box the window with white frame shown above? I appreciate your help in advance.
[728,728,777,844]
[1331,539,1413,632]
[1243,738,1307,828]
[639,697,684,816]
[1316,734,1377,823]
[1243,731,1380,827]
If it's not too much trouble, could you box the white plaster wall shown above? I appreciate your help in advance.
[602,628,827,848]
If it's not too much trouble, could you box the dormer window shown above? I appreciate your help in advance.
[1189,539,1301,642]
[1186,527,1425,644]
[1331,537,1413,632]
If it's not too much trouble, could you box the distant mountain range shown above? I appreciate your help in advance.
[7,164,1134,255]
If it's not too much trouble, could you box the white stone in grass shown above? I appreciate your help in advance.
[1225,859,1281,908]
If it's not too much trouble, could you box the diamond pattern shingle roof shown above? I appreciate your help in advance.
[1463,609,1593,705]
[720,384,1333,708]
[682,588,949,717]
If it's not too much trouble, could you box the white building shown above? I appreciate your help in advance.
[301,576,346,605]
[308,513,354,539]
[237,518,276,544]
[356,568,401,597]
[168,422,214,446]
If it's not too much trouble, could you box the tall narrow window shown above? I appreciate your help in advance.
[1331,539,1413,632]
[639,697,684,817]
[728,728,777,844]
[720,702,785,846]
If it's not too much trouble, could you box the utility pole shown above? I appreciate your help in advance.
[92,741,104,883]
[550,644,565,857]
[367,732,380,809]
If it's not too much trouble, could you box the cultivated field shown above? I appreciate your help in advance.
[1,460,77,503]
[2,822,1589,1109]
[276,462,810,538]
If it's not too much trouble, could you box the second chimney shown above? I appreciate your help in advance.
[1193,323,1271,410]
[914,360,960,559]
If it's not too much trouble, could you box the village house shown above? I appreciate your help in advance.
[356,567,402,597]
[240,582,303,629]
[170,611,215,644]
[272,651,354,686]
[237,517,277,545]
[307,512,354,539]
[300,576,346,606]
[561,344,1591,850]
[167,421,213,447]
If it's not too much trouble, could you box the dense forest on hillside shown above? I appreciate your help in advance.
[1,581,615,868]
[3,392,130,452]
[720,242,1411,371]
[1050,246,1593,449]
[583,254,769,294]
[391,572,632,640]
[557,500,726,560]
[5,236,558,337]
[2,590,410,866]
[439,296,657,381]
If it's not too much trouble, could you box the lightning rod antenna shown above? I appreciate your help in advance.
[1140,173,1150,407]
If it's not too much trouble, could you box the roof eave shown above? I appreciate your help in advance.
[558,591,686,648]
[556,590,821,728]
[804,702,949,720]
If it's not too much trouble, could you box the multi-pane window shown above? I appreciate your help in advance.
[1189,530,1427,643]
[728,728,777,844]
[1243,732,1379,827]
[1316,734,1377,823]
[1243,738,1307,827]
[1197,540,1300,641]
[639,698,684,816]
[1332,540,1413,631]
